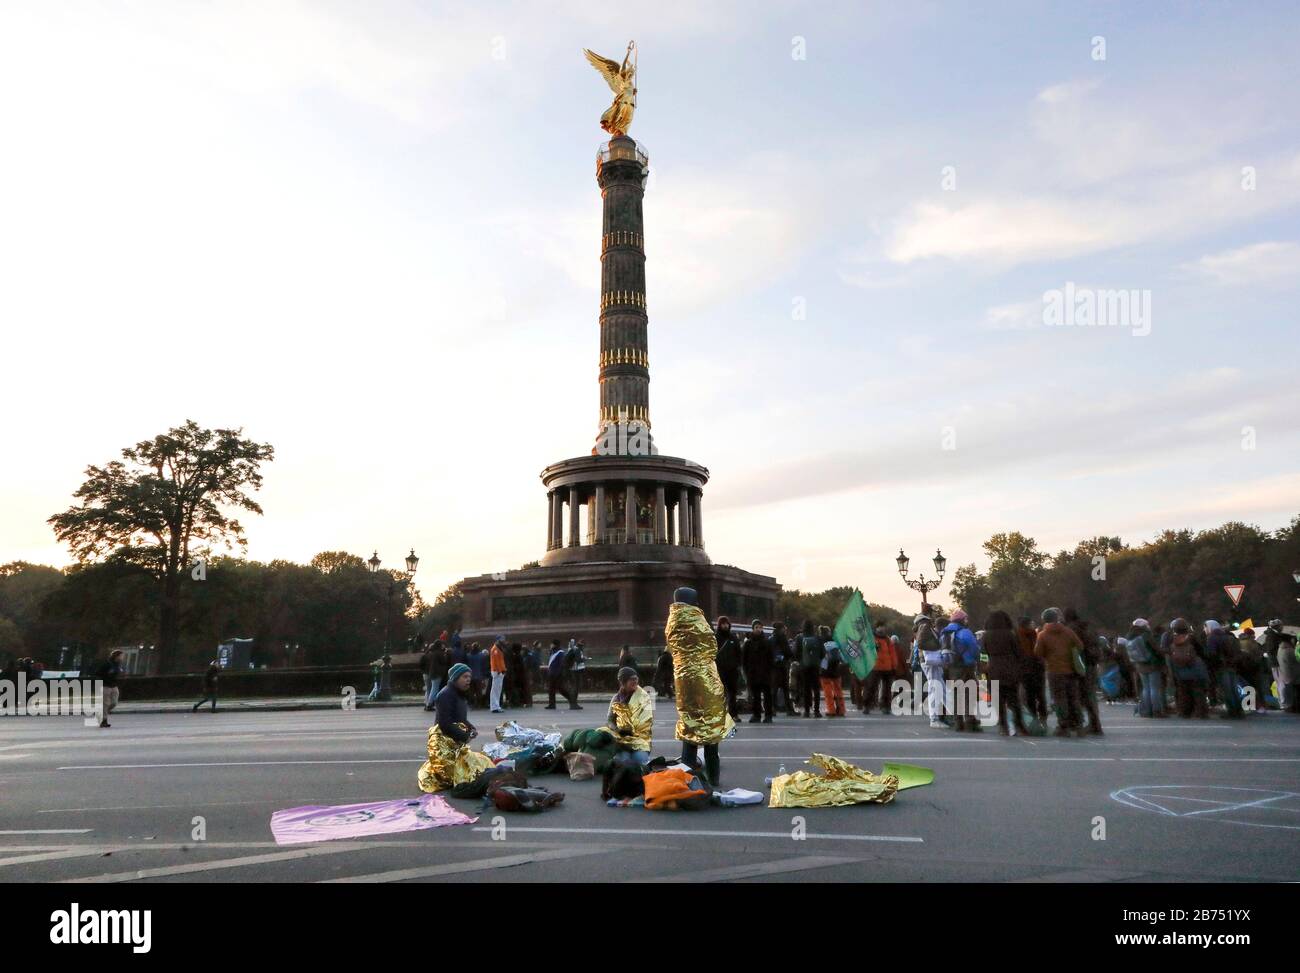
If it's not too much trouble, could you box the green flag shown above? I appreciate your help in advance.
[833,588,876,680]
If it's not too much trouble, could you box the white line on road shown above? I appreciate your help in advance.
[65,843,369,883]
[0,847,122,868]
[57,759,412,770]
[639,855,852,883]
[470,825,923,843]
[0,828,93,835]
[324,846,613,882]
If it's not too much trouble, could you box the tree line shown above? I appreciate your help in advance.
[949,518,1300,636]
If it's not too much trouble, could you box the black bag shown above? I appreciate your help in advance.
[601,760,646,801]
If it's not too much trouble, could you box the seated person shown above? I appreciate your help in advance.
[607,666,654,766]
[418,663,494,793]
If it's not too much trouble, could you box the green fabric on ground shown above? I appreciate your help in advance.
[881,762,934,790]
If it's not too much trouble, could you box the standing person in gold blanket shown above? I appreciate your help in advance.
[417,663,494,793]
[664,586,734,786]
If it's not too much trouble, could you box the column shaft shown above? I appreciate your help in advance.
[679,487,691,547]
[568,486,581,547]
[625,483,637,542]
[594,484,607,544]
[654,485,667,543]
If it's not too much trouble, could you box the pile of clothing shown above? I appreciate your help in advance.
[561,726,620,774]
[478,720,567,775]
[449,764,565,813]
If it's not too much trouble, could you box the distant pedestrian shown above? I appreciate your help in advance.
[742,619,773,723]
[862,622,896,714]
[489,637,507,713]
[653,645,674,698]
[1168,618,1209,719]
[1125,619,1165,718]
[467,643,488,708]
[714,616,742,720]
[797,620,824,717]
[546,639,580,709]
[941,609,983,732]
[424,641,448,711]
[983,611,1026,735]
[1035,608,1085,736]
[96,649,125,728]
[1264,619,1298,712]
[1064,608,1103,735]
[1203,621,1243,719]
[192,662,219,713]
[1016,616,1046,722]
[770,621,793,714]
[819,625,846,717]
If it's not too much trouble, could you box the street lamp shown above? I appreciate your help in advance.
[366,548,418,700]
[897,547,947,616]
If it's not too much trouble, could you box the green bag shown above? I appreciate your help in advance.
[1071,646,1086,676]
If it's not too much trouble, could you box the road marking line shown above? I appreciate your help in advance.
[639,855,851,883]
[324,845,613,883]
[57,759,413,770]
[0,847,122,868]
[470,826,923,843]
[0,829,93,835]
[65,843,369,883]
[1182,794,1298,817]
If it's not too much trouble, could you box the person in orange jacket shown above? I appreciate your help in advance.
[489,636,508,713]
[862,622,898,714]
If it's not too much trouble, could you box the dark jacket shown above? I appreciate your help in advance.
[429,647,449,681]
[771,633,791,665]
[983,627,1021,682]
[96,659,123,688]
[468,649,488,681]
[742,633,772,681]
[434,682,474,744]
[715,630,742,674]
[799,634,824,670]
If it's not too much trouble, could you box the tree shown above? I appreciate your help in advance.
[311,551,365,574]
[48,420,274,672]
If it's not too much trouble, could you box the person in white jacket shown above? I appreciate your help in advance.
[915,615,947,727]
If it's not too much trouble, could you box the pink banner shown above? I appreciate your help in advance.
[271,794,476,845]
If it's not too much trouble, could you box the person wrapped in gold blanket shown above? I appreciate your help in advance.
[418,663,494,793]
[664,586,733,786]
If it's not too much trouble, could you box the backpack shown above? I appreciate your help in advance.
[939,628,959,667]
[1125,634,1152,665]
[1170,633,1196,667]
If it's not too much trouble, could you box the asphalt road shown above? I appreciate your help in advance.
[1,699,1298,883]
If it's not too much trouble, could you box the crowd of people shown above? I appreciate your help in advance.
[416,590,1300,797]
[416,630,593,714]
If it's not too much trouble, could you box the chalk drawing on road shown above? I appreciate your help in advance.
[1110,785,1300,831]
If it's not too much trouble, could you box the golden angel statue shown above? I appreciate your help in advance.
[583,41,637,136]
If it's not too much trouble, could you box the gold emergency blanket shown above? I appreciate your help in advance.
[416,724,495,794]
[768,753,901,808]
[665,601,735,745]
[608,685,654,752]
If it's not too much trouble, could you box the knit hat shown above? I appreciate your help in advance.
[617,666,638,684]
[447,663,470,684]
[673,586,698,606]
[951,609,968,624]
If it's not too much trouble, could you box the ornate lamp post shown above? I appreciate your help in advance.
[367,549,419,701]
[897,548,947,616]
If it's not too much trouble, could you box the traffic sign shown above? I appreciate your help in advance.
[1223,584,1245,607]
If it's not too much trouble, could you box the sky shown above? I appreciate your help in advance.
[1,1,1298,612]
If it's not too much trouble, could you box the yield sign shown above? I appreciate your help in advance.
[1224,584,1245,607]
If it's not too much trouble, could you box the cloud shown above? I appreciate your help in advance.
[707,371,1296,512]
[981,300,1043,331]
[1182,241,1300,286]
